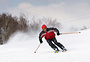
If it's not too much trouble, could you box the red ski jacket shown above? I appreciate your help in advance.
[39,27,60,43]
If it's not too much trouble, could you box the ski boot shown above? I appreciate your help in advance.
[62,48,67,52]
[55,48,59,53]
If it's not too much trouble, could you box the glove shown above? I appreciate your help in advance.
[40,39,43,44]
[57,32,60,36]
[40,42,43,44]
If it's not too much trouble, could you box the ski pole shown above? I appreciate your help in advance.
[34,44,41,53]
[61,32,81,35]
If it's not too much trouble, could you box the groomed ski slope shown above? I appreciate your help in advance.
[0,29,90,62]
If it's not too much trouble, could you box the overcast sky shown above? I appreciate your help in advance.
[0,0,90,28]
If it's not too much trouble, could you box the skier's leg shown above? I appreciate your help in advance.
[47,39,59,50]
[52,37,66,50]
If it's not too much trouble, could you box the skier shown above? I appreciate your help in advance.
[39,24,67,53]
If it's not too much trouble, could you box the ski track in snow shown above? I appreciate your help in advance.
[0,29,90,62]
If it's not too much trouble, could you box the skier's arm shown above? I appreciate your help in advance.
[50,27,60,35]
[39,32,43,44]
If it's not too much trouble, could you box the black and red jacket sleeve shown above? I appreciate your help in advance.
[49,27,60,35]
[39,31,45,43]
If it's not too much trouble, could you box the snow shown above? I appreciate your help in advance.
[0,29,90,62]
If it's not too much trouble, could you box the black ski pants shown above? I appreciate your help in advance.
[47,37,64,50]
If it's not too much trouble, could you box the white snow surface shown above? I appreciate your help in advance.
[0,29,90,62]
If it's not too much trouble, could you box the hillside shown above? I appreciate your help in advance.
[0,29,90,62]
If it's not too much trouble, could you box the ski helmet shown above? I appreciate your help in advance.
[42,24,47,29]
